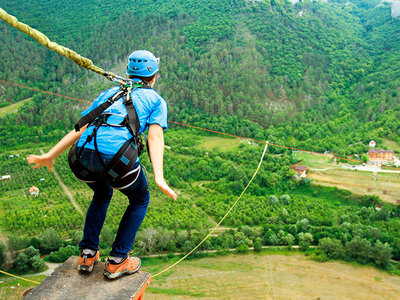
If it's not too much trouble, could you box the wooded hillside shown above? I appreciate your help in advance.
[0,0,399,155]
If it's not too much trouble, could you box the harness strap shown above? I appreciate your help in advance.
[123,87,140,137]
[123,83,152,137]
[74,88,126,132]
[69,83,153,184]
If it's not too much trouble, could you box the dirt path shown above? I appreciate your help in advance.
[37,262,60,277]
[53,171,83,215]
[40,150,83,215]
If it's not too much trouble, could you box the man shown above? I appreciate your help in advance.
[28,50,177,279]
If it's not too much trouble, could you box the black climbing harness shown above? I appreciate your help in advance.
[68,81,151,188]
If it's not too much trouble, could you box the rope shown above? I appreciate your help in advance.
[1,78,399,171]
[0,8,116,81]
[0,269,40,285]
[152,141,269,278]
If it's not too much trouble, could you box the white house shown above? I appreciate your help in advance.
[1,175,11,181]
[369,140,376,148]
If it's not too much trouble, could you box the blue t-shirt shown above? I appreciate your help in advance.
[77,86,168,160]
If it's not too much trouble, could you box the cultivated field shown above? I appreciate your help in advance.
[294,152,400,204]
[0,98,32,118]
[145,253,400,300]
[310,169,400,204]
[3,253,399,300]
[199,136,242,152]
[382,139,400,154]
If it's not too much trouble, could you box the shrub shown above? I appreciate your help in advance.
[280,194,290,205]
[48,245,79,263]
[254,238,262,252]
[318,238,345,259]
[268,195,279,205]
[0,241,6,268]
[345,236,371,264]
[236,244,249,253]
[298,232,313,251]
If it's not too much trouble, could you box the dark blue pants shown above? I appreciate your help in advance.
[77,149,150,257]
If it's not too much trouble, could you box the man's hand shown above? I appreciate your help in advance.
[26,126,87,173]
[155,177,177,200]
[27,153,55,172]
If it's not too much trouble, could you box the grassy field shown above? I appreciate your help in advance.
[144,253,400,299]
[199,136,242,152]
[292,151,334,169]
[294,152,400,204]
[0,98,32,118]
[2,253,399,299]
[382,139,400,153]
[0,275,46,300]
[311,169,400,204]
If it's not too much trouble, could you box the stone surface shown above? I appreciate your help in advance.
[24,256,151,300]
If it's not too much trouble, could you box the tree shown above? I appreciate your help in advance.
[39,228,62,253]
[318,238,344,259]
[268,234,279,246]
[280,194,290,205]
[296,219,310,232]
[12,252,29,273]
[285,234,295,249]
[137,227,158,253]
[72,231,83,245]
[100,226,114,248]
[182,240,195,253]
[299,232,313,251]
[26,246,40,259]
[31,255,45,272]
[371,240,392,269]
[236,243,249,253]
[254,237,263,252]
[268,195,279,205]
[48,246,79,263]
[7,235,29,256]
[375,207,390,221]
[222,234,235,250]
[345,236,371,264]
[0,241,6,268]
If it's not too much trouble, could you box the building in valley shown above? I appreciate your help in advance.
[368,149,394,163]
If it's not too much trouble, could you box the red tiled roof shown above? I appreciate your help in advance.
[295,165,308,171]
[368,149,394,154]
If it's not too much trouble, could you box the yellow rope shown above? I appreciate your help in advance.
[0,7,117,80]
[153,142,269,278]
[0,269,40,285]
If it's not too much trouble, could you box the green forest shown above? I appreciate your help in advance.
[0,0,399,287]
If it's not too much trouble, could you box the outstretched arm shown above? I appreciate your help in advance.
[148,124,177,200]
[27,125,87,172]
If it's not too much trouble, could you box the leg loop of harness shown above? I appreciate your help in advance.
[68,138,139,184]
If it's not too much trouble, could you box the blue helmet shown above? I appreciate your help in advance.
[126,50,159,77]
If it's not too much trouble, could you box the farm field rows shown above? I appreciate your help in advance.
[0,142,218,237]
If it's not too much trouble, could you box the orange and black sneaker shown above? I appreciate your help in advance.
[103,254,141,279]
[78,249,100,273]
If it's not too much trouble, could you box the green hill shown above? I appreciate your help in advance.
[0,0,399,280]
[0,0,399,155]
